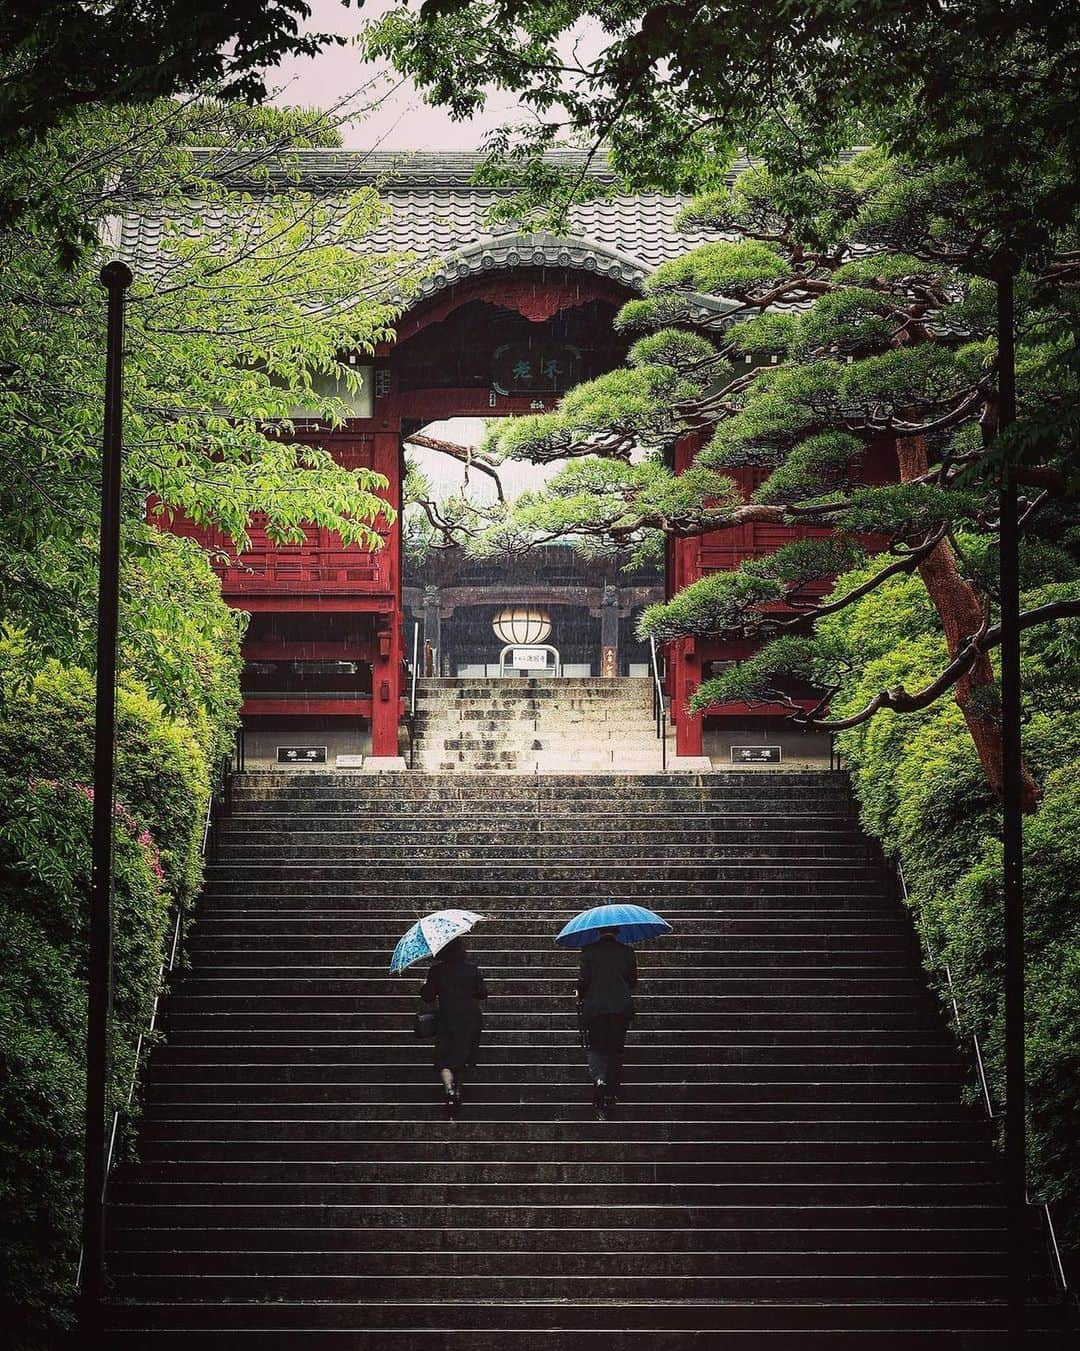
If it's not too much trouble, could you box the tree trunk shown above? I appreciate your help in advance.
[895,437,1040,812]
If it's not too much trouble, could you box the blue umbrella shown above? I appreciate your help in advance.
[555,901,672,949]
[390,909,485,974]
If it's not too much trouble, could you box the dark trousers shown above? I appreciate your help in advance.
[584,1012,631,1093]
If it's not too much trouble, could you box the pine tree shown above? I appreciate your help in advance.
[464,153,1079,807]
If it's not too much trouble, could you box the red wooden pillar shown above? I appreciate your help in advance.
[669,531,704,757]
[371,609,402,756]
[672,637,704,757]
[370,429,403,757]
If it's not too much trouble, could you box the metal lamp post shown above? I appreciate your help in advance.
[996,262,1026,1347]
[78,260,133,1339]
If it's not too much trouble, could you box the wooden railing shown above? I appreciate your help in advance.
[214,548,390,596]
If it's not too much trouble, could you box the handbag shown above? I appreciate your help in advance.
[414,999,438,1039]
[576,999,589,1051]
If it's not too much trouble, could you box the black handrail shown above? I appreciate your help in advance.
[894,859,1070,1300]
[405,620,420,769]
[77,746,235,1291]
[649,636,667,772]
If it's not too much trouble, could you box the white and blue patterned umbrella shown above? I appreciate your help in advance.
[555,901,672,948]
[389,909,485,974]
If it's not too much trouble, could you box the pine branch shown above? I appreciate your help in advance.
[403,432,507,502]
[776,525,948,621]
[799,599,1080,731]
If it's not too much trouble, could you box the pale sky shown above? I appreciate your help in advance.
[266,0,530,149]
[408,418,564,505]
[266,5,589,509]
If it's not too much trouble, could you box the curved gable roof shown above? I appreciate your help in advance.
[115,149,723,304]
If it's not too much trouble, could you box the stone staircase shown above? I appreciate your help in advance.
[411,677,670,773]
[104,772,1067,1347]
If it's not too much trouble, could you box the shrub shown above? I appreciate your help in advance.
[0,779,169,1345]
[0,654,209,906]
[0,613,240,1343]
[824,564,1080,1249]
[927,770,1080,1227]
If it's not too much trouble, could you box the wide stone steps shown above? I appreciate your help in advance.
[220,828,865,846]
[134,1145,995,1168]
[160,1015,956,1032]
[228,772,838,788]
[133,1115,990,1143]
[145,1036,958,1059]
[156,992,940,1013]
[104,771,1065,1346]
[163,1000,916,1020]
[112,1199,1005,1232]
[206,861,884,879]
[185,953,915,971]
[116,1157,995,1184]
[114,1249,1006,1277]
[229,788,851,804]
[201,883,890,901]
[223,787,851,797]
[105,1299,1050,1338]
[187,927,914,944]
[146,1064,965,1090]
[135,1132,987,1160]
[110,1275,1016,1310]
[100,1330,1065,1349]
[214,843,870,859]
[227,802,849,815]
[145,1057,964,1083]
[175,966,920,986]
[112,1197,1008,1225]
[184,914,911,932]
[197,897,895,911]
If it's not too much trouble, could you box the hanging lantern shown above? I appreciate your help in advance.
[492,607,552,645]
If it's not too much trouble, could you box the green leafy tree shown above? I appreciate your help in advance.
[369,0,1079,487]
[365,1,1078,242]
[0,0,337,149]
[0,95,429,689]
[0,0,353,255]
[467,154,1080,808]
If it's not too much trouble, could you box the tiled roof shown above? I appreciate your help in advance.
[184,148,624,190]
[115,150,730,314]
[377,187,717,273]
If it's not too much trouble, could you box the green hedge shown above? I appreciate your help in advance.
[0,779,169,1347]
[0,626,241,1345]
[821,567,1080,1248]
[0,660,210,906]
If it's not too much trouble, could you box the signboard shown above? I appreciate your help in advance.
[277,745,327,764]
[336,754,365,768]
[730,745,782,764]
[491,342,581,395]
[512,646,549,670]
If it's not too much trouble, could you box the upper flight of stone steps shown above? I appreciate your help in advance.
[411,676,667,772]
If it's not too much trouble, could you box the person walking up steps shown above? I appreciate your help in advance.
[577,927,637,1120]
[419,936,488,1115]
[556,903,671,1121]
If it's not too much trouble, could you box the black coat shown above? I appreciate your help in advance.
[577,936,637,1021]
[420,955,487,1072]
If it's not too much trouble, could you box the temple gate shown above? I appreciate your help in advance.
[121,151,898,766]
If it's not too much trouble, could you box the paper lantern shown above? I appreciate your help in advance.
[492,607,552,645]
